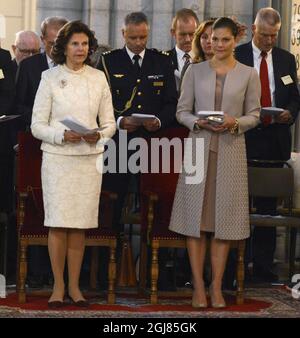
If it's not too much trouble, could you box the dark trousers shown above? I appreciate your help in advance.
[252,196,277,271]
[251,161,283,272]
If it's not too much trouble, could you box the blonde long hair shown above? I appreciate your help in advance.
[192,19,215,63]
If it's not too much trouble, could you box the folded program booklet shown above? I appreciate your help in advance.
[196,111,224,125]
[260,107,284,124]
[60,116,104,134]
[260,107,284,116]
[0,115,20,123]
[131,113,157,124]
[196,111,224,118]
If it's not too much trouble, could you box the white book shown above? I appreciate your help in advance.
[131,113,157,124]
[196,111,224,118]
[0,115,20,123]
[260,107,284,116]
[60,116,104,134]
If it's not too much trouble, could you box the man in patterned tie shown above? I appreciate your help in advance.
[235,7,300,282]
[168,8,199,92]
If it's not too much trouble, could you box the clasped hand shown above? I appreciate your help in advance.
[196,113,236,133]
[63,130,100,144]
[120,116,160,133]
[274,110,292,124]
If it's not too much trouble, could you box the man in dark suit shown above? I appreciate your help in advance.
[98,12,177,289]
[13,17,68,288]
[235,7,300,282]
[0,48,15,213]
[11,31,41,79]
[0,48,14,114]
[169,8,199,92]
[15,17,68,131]
[0,47,15,280]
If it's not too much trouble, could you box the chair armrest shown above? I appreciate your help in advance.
[101,190,117,201]
[278,207,300,217]
[99,190,118,228]
[141,191,158,244]
[17,192,28,231]
[142,190,159,202]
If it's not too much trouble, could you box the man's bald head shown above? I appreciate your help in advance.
[12,30,41,64]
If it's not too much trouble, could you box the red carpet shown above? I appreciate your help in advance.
[0,292,271,313]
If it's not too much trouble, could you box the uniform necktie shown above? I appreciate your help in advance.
[260,51,272,126]
[133,54,141,72]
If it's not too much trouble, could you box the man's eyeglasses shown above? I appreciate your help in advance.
[17,47,40,55]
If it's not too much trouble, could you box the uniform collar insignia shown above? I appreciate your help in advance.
[148,75,164,80]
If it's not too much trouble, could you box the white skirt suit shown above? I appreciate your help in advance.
[31,64,116,229]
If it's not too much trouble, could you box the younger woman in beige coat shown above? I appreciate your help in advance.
[169,17,261,308]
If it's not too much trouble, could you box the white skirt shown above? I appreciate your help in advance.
[41,152,102,229]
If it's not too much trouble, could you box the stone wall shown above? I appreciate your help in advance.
[34,0,275,50]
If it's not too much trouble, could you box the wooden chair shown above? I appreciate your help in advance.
[139,127,246,305]
[248,162,300,279]
[0,212,8,277]
[117,186,141,287]
[16,132,117,304]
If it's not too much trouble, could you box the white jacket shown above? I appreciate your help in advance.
[31,64,116,155]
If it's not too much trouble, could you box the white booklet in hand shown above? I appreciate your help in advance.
[196,111,224,118]
[60,116,104,134]
[0,115,20,123]
[260,107,284,124]
[131,113,157,124]
[196,111,224,125]
[260,107,284,116]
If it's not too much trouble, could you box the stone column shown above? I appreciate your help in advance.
[151,0,174,50]
[253,0,272,15]
[205,0,225,19]
[82,0,111,45]
[112,0,143,48]
[36,0,83,32]
[182,0,205,21]
[225,0,254,43]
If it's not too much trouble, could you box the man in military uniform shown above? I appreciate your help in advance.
[98,11,177,289]
[99,11,177,231]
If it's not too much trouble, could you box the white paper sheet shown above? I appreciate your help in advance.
[196,111,224,118]
[60,116,104,134]
[131,113,157,124]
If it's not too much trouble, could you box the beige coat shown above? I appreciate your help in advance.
[169,61,261,240]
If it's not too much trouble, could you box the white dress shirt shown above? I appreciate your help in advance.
[46,54,56,69]
[125,46,145,67]
[175,46,193,75]
[252,40,275,106]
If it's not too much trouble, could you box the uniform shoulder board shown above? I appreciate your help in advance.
[102,49,121,56]
[149,48,169,56]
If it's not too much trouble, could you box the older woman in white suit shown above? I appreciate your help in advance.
[31,21,116,308]
[169,17,261,308]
